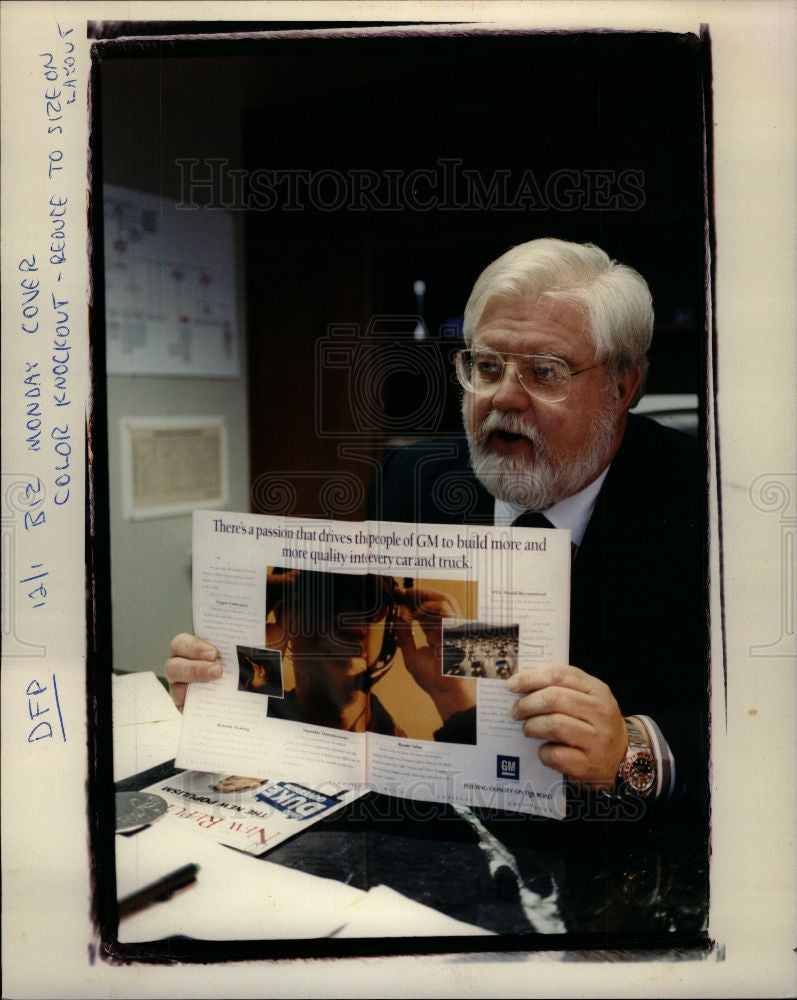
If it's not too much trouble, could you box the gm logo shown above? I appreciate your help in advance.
[497,755,519,780]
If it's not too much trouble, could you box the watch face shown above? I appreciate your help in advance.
[623,751,656,794]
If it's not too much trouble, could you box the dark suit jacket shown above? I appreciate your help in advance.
[367,414,708,811]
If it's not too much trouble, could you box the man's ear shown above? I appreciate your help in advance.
[614,364,642,413]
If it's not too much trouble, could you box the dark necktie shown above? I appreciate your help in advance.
[511,509,577,561]
[511,510,555,530]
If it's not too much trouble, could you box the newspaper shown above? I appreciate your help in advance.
[177,510,572,820]
[141,770,366,856]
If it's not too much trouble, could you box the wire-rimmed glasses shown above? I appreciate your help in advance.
[454,346,600,403]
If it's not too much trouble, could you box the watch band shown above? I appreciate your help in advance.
[625,715,650,751]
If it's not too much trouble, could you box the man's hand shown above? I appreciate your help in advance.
[165,633,222,711]
[507,665,627,789]
[393,586,475,720]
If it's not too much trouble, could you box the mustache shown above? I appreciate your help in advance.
[475,411,545,450]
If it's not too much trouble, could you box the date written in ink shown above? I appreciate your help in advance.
[20,563,48,608]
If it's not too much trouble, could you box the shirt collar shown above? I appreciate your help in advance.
[493,465,610,547]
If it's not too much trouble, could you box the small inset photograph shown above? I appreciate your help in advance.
[441,622,520,680]
[236,645,284,698]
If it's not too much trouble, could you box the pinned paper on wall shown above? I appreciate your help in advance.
[120,416,229,520]
[104,184,240,377]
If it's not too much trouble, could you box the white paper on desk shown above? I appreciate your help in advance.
[113,719,183,782]
[141,769,366,855]
[179,510,569,819]
[112,670,181,727]
[333,884,495,938]
[112,671,183,781]
[116,821,365,942]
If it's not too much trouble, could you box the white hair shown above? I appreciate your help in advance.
[462,238,654,388]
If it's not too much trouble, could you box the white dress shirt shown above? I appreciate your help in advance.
[492,466,609,548]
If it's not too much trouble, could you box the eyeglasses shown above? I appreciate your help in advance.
[454,347,601,403]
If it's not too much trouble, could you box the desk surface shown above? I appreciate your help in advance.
[117,761,709,949]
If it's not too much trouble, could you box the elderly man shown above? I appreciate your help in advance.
[167,238,705,812]
[367,238,706,809]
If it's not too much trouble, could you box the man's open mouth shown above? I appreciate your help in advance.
[489,429,529,446]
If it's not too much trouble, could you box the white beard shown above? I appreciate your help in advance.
[463,398,617,510]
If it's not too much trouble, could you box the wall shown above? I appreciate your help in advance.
[106,364,249,675]
[101,58,250,674]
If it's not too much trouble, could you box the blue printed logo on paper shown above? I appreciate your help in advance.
[497,755,519,780]
[255,781,340,821]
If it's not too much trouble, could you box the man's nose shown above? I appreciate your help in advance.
[489,362,531,411]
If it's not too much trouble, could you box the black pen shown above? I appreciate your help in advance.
[118,863,200,918]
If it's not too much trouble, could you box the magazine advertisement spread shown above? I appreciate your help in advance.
[140,771,366,856]
[177,510,572,820]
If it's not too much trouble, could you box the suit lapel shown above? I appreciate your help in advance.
[417,438,495,526]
